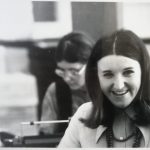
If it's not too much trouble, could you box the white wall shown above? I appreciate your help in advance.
[0,0,33,40]
[117,2,150,38]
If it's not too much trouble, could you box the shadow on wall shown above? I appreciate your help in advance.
[28,43,59,120]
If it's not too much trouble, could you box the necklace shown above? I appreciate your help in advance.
[113,128,135,142]
[106,126,142,147]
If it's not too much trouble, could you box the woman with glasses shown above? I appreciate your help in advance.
[39,32,94,135]
[58,29,150,147]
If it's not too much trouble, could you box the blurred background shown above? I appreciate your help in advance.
[0,0,150,137]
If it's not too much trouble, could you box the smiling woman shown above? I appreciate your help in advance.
[58,29,150,148]
[98,55,141,109]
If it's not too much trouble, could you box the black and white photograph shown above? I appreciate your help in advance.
[0,0,150,148]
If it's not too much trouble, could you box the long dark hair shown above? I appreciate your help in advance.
[55,77,72,133]
[81,29,150,128]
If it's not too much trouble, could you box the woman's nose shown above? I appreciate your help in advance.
[113,76,125,90]
[63,72,72,82]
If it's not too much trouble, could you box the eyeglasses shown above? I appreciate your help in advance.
[55,65,86,77]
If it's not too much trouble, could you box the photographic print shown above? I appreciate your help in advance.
[0,0,150,148]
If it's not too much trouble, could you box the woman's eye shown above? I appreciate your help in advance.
[123,70,134,76]
[103,72,113,78]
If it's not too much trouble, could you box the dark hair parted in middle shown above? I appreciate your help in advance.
[55,32,94,64]
[81,29,150,128]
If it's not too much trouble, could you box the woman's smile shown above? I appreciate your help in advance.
[98,55,141,108]
[111,89,129,97]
